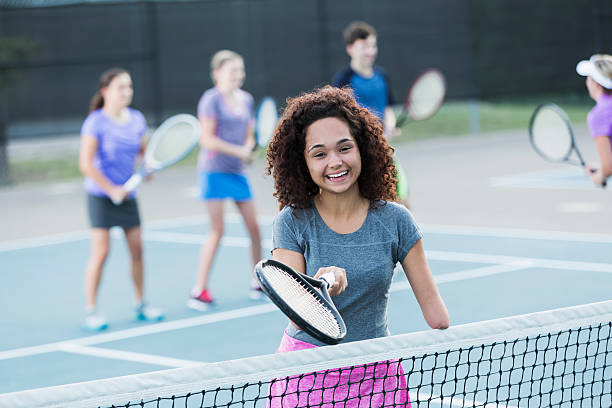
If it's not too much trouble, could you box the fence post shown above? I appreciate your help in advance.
[0,120,11,186]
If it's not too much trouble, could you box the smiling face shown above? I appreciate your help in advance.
[304,117,362,197]
[213,57,245,91]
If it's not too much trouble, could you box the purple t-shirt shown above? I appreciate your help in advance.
[587,94,612,148]
[197,87,254,174]
[80,108,147,197]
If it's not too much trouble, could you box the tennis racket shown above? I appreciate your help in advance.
[254,259,347,345]
[395,69,446,127]
[113,114,200,205]
[254,97,278,149]
[529,103,606,187]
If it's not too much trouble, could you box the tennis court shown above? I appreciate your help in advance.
[1,129,611,406]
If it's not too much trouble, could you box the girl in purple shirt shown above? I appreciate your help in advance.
[187,50,263,311]
[576,54,612,187]
[79,68,163,331]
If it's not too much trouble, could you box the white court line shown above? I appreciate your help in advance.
[145,213,275,230]
[422,224,612,243]
[391,262,533,293]
[0,261,545,363]
[0,215,275,253]
[143,230,273,249]
[0,303,276,360]
[145,231,612,274]
[0,230,89,252]
[427,250,612,274]
[56,343,202,368]
[0,252,602,363]
[4,218,612,252]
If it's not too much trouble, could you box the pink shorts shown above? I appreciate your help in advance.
[268,331,411,408]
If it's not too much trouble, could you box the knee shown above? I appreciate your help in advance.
[209,224,224,239]
[91,245,110,265]
[250,224,261,241]
[129,238,144,262]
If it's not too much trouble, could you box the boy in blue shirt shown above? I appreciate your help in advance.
[332,21,410,208]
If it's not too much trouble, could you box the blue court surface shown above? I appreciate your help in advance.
[1,214,611,395]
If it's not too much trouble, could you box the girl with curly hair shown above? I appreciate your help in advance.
[266,85,448,408]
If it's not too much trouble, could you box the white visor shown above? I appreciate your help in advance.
[576,56,612,89]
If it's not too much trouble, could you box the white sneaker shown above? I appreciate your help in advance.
[84,313,108,332]
[136,303,164,322]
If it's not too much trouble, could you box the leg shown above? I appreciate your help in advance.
[85,228,110,309]
[235,200,264,299]
[194,200,225,292]
[124,225,163,321]
[235,200,262,272]
[84,228,110,330]
[123,225,144,303]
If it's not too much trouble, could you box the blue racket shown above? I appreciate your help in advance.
[254,97,278,149]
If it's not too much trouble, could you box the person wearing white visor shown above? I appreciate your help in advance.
[576,54,612,187]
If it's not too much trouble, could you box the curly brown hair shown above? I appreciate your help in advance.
[266,85,397,210]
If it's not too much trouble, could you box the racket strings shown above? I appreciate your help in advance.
[262,265,341,338]
[256,99,278,147]
[408,71,445,120]
[531,108,573,161]
[150,122,198,164]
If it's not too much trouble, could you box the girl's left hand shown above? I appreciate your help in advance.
[314,266,348,296]
[584,165,604,186]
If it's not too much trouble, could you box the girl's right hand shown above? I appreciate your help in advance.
[240,146,255,164]
[108,186,128,204]
[314,266,348,296]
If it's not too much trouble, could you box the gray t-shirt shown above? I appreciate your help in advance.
[272,200,422,345]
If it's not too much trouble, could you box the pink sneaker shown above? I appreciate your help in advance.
[187,289,214,311]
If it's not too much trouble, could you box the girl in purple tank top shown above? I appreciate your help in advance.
[576,54,612,187]
[187,50,263,311]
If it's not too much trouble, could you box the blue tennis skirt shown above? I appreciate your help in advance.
[199,172,253,201]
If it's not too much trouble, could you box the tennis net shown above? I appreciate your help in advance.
[1,300,610,408]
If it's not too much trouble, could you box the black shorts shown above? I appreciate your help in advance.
[86,193,141,229]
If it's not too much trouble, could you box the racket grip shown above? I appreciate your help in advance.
[395,114,407,128]
[112,173,143,205]
[123,173,144,193]
[320,272,336,287]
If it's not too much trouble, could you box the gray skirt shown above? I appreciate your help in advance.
[86,193,141,229]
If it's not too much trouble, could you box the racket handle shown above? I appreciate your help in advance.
[124,173,143,193]
[112,173,143,205]
[395,113,407,128]
[320,272,336,287]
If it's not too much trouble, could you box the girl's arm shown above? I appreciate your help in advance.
[244,122,256,151]
[78,134,127,203]
[589,135,612,186]
[401,239,450,329]
[199,116,252,161]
